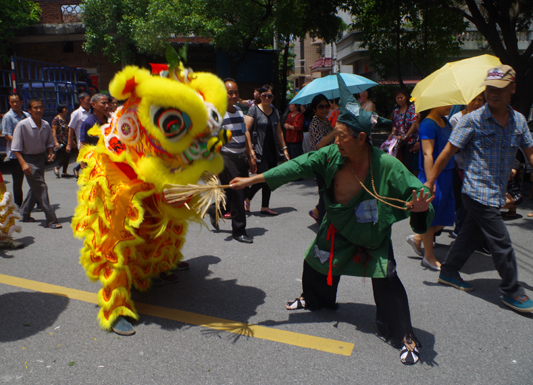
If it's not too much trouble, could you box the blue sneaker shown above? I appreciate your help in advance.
[438,273,474,292]
[501,295,533,313]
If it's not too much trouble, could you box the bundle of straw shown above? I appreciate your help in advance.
[163,172,229,223]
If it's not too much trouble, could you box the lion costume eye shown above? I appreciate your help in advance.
[150,105,192,141]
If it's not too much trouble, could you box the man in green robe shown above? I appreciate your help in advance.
[230,75,434,365]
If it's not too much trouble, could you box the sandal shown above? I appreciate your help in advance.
[21,217,36,223]
[223,212,231,219]
[48,223,63,229]
[244,200,250,212]
[400,338,420,365]
[54,167,60,178]
[261,208,278,216]
[286,298,306,310]
[528,213,533,218]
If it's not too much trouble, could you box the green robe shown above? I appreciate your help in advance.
[264,145,434,278]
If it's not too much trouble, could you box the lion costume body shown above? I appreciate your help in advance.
[72,63,228,330]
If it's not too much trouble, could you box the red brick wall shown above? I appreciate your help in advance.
[36,1,82,24]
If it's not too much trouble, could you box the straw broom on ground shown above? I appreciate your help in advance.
[163,172,229,224]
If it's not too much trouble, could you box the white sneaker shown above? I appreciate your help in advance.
[406,235,423,257]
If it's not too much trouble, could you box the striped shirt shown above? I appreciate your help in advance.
[449,104,533,208]
[221,106,246,155]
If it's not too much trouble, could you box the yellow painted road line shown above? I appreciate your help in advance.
[0,274,354,356]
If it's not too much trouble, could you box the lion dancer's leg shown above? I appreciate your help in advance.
[80,243,138,335]
[0,172,23,249]
[98,260,138,335]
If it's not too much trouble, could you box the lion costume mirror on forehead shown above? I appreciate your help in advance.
[72,45,230,334]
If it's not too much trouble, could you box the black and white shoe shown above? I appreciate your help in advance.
[400,339,420,365]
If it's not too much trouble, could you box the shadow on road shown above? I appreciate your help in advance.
[0,291,69,342]
[132,255,266,337]
[258,302,438,366]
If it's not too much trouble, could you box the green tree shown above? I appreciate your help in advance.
[345,0,467,87]
[441,0,533,116]
[81,0,345,108]
[1,0,41,63]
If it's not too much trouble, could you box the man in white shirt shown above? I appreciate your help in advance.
[11,98,61,228]
[66,92,91,177]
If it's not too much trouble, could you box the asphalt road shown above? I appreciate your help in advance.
[0,163,532,384]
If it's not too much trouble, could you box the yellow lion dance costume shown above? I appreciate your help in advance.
[72,59,228,333]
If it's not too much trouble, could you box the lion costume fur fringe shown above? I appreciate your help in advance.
[72,64,229,330]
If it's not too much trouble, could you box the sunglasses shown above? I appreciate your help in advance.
[261,94,274,99]
[316,104,330,110]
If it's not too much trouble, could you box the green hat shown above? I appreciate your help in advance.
[336,73,390,137]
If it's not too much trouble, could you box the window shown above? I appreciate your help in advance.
[61,5,81,23]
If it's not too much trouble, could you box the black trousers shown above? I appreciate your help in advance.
[315,175,326,223]
[442,194,524,297]
[219,152,248,236]
[246,160,277,208]
[301,243,415,346]
[9,159,24,207]
[55,146,71,174]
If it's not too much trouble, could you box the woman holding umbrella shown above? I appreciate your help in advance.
[244,86,290,215]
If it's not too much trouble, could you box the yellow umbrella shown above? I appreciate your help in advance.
[410,54,502,112]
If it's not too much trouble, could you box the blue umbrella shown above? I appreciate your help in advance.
[290,73,378,105]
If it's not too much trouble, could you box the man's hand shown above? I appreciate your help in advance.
[66,143,72,153]
[54,141,61,150]
[21,162,32,176]
[406,189,434,212]
[229,177,251,190]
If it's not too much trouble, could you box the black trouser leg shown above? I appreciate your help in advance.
[10,159,24,207]
[301,260,340,311]
[219,153,248,236]
[371,243,416,347]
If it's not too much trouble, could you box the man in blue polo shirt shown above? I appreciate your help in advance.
[426,65,533,312]
[79,93,108,148]
[2,94,30,207]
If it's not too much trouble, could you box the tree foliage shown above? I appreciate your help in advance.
[345,0,467,86]
[82,0,344,65]
[1,0,41,63]
[441,0,533,115]
[82,0,191,64]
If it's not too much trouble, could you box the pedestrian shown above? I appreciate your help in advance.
[208,78,256,243]
[79,93,109,148]
[389,89,420,174]
[11,97,62,229]
[406,106,455,271]
[1,93,30,207]
[67,92,91,178]
[283,103,304,159]
[244,86,290,215]
[230,74,434,365]
[357,89,376,112]
[426,65,533,312]
[308,94,336,224]
[51,104,72,178]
